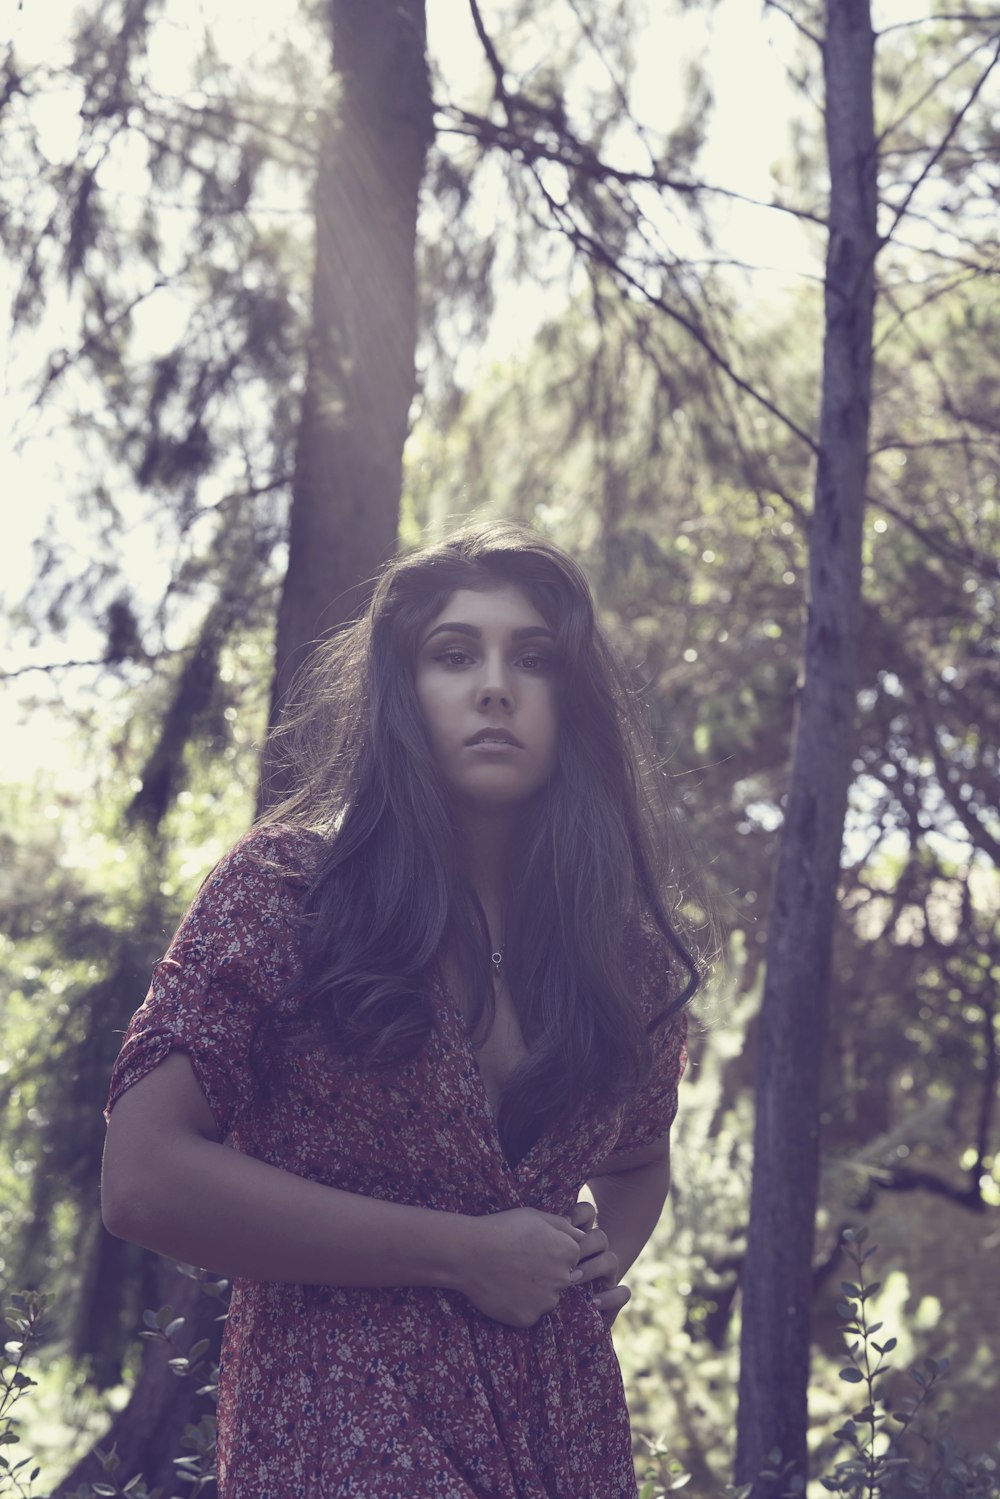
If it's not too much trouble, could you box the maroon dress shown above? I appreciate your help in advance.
[106,824,688,1498]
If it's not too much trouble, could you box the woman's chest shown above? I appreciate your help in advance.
[469,986,528,1120]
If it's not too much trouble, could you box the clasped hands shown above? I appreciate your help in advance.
[569,1198,631,1326]
[460,1199,630,1329]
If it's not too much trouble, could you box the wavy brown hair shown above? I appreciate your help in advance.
[259,520,700,1162]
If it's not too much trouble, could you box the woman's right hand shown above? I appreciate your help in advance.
[456,1207,586,1327]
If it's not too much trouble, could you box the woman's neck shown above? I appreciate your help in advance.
[455,806,516,946]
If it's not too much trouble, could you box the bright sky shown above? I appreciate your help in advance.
[1,0,816,776]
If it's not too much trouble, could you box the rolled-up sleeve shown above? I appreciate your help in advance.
[105,827,313,1139]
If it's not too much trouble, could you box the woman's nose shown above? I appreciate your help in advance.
[476,660,513,709]
[477,682,513,709]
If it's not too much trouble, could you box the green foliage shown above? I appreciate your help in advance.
[628,1233,999,1499]
[0,1292,48,1496]
[2,1273,225,1499]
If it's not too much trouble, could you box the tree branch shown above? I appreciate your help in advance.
[547,198,819,452]
[437,106,829,226]
[466,0,510,108]
[877,10,1000,33]
[879,38,1000,245]
[765,0,824,48]
[867,1163,986,1209]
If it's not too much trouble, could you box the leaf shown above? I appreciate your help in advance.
[865,1281,881,1299]
[867,1321,883,1335]
[882,1338,897,1353]
[669,1477,692,1490]
[839,1367,865,1383]
[841,1282,862,1298]
[164,1317,186,1339]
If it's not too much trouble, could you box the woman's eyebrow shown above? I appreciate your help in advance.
[423,622,555,643]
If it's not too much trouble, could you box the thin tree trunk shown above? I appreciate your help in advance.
[259,0,434,807]
[734,0,878,1488]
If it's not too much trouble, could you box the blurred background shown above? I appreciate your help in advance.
[1,0,997,1491]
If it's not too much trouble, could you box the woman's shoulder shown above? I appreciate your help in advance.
[229,820,328,877]
[622,908,688,1024]
[205,821,327,888]
[178,823,328,940]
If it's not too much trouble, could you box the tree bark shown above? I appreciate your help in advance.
[734,0,878,1489]
[259,0,434,806]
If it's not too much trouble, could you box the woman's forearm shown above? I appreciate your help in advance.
[102,1131,478,1290]
[586,1156,672,1279]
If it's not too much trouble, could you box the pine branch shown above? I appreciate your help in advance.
[437,106,829,226]
[765,0,824,48]
[879,37,1000,245]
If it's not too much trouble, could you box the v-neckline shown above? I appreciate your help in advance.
[431,968,539,1181]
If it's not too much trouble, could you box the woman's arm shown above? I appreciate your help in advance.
[576,1135,673,1321]
[102,1052,584,1326]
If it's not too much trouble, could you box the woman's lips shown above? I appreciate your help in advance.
[464,729,524,748]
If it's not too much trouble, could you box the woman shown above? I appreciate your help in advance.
[102,521,698,1498]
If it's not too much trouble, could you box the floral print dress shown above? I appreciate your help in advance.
[106,824,688,1498]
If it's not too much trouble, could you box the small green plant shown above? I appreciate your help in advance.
[1,1291,49,1497]
[822,1226,948,1497]
[3,1270,224,1499]
[635,1227,998,1499]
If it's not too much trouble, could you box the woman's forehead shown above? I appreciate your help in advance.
[424,584,550,633]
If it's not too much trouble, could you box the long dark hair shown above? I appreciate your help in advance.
[260,520,700,1162]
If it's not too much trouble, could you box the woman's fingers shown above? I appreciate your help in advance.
[593,1282,631,1326]
[573,1247,618,1285]
[576,1225,610,1264]
[569,1199,596,1232]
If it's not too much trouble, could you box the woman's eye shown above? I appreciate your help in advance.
[518,653,550,672]
[436,649,472,667]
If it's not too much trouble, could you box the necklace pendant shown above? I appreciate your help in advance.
[491,949,504,974]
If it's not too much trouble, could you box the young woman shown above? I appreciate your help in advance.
[102,521,698,1498]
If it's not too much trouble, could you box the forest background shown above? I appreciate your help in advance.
[0,0,998,1494]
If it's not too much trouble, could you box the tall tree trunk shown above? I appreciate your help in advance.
[734,0,878,1489]
[60,7,433,1490]
[259,0,434,806]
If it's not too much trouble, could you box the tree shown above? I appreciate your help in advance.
[2,0,433,1486]
[262,0,434,801]
[734,0,878,1483]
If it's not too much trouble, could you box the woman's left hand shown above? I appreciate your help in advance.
[569,1200,631,1326]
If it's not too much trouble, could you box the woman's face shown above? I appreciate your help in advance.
[414,585,559,812]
